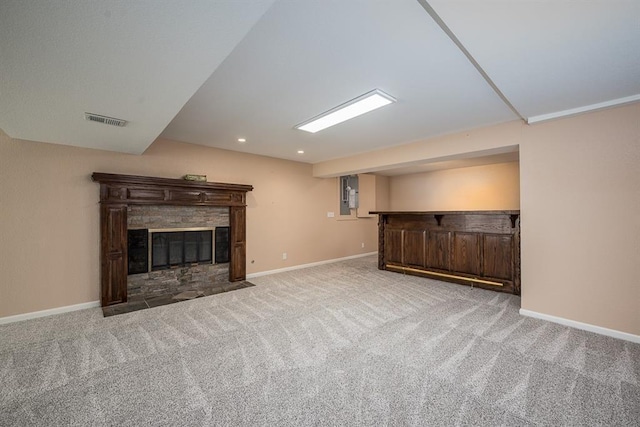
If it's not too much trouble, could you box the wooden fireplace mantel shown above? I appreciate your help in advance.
[92,173,253,307]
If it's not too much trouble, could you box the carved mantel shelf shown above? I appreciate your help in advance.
[92,173,253,307]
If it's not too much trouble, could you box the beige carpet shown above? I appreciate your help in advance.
[1,255,638,425]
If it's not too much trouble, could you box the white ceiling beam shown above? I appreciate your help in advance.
[416,0,524,121]
[526,94,640,124]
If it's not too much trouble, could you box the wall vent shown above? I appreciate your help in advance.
[84,112,127,127]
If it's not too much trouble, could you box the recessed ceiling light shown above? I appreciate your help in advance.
[295,89,396,133]
[237,138,246,143]
[297,150,304,154]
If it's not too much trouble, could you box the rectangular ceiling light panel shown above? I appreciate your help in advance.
[296,89,396,133]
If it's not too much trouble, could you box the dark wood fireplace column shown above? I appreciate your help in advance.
[92,173,253,307]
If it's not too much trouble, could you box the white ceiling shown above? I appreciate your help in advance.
[427,0,640,119]
[0,0,275,154]
[160,0,516,163]
[1,0,638,166]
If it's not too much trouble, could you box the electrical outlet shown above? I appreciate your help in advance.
[361,242,365,248]
[282,252,287,260]
[327,211,335,218]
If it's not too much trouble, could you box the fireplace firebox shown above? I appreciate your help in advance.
[152,229,213,270]
[127,227,230,274]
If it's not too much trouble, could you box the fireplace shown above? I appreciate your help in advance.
[127,227,230,275]
[92,172,253,307]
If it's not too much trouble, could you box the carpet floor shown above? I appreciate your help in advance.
[1,255,638,426]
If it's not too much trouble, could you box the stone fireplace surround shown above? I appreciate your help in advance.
[92,172,253,309]
[127,205,229,299]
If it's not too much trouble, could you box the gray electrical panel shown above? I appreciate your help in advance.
[339,175,358,215]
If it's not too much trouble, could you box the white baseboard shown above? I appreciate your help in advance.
[247,252,377,279]
[0,253,378,325]
[0,301,101,326]
[519,308,640,344]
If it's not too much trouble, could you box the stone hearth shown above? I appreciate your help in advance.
[102,280,255,317]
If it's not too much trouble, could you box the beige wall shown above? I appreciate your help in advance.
[0,135,378,317]
[375,175,390,212]
[520,106,639,336]
[315,103,640,336]
[312,121,520,178]
[389,162,520,211]
[2,104,639,335]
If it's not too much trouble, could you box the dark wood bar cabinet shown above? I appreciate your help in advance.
[372,211,521,295]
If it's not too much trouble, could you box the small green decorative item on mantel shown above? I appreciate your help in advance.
[183,174,207,182]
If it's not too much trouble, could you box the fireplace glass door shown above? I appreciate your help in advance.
[151,230,213,271]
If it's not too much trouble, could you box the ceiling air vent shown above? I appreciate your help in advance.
[84,112,127,127]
